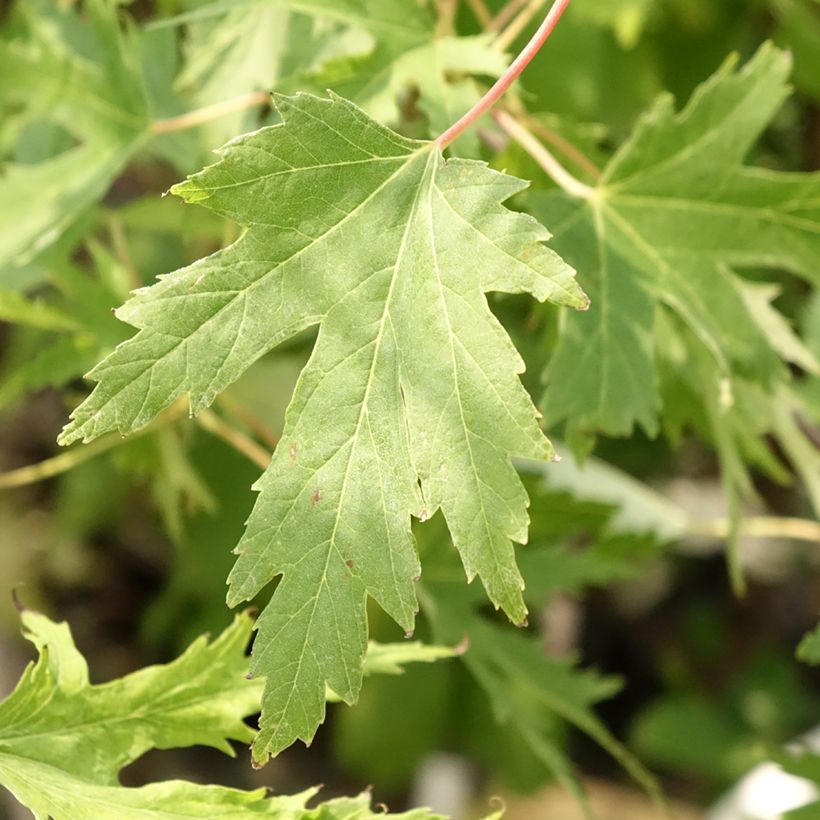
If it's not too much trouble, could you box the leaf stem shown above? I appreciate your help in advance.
[436,0,459,36]
[690,516,820,545]
[435,0,572,150]
[0,403,191,490]
[0,428,152,490]
[465,0,494,27]
[511,106,603,180]
[216,394,280,450]
[151,91,271,135]
[196,409,271,470]
[490,0,530,32]
[493,109,594,198]
[495,0,550,51]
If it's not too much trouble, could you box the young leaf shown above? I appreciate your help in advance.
[0,609,262,783]
[534,44,820,445]
[60,91,585,762]
[0,608,451,819]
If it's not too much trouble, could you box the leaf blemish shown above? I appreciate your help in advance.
[289,442,298,462]
[311,488,322,506]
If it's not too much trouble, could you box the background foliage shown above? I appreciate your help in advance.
[0,0,819,818]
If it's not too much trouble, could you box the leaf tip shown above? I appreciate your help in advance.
[170,178,209,204]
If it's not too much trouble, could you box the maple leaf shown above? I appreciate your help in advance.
[59,92,585,762]
[0,608,449,819]
[533,44,820,449]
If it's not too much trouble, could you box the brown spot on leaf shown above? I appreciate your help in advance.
[345,559,354,569]
[311,488,322,506]
[289,442,298,462]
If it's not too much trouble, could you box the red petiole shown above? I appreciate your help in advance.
[435,0,572,150]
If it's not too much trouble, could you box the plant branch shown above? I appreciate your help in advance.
[511,106,602,180]
[436,0,459,36]
[690,516,820,545]
[493,109,594,198]
[151,91,271,135]
[196,409,271,470]
[0,402,186,490]
[0,436,130,490]
[465,0,494,27]
[435,0,573,149]
[495,0,550,51]
[490,0,529,32]
[216,394,280,450]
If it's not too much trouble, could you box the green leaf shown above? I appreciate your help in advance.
[534,44,820,444]
[0,608,451,819]
[177,3,371,146]
[797,623,820,665]
[317,34,507,141]
[325,641,458,702]
[166,0,505,145]
[60,91,585,762]
[424,577,661,817]
[0,0,150,274]
[0,335,96,411]
[0,609,262,783]
[0,288,79,331]
[572,0,655,49]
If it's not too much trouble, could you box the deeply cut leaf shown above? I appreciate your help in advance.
[0,607,454,818]
[60,92,585,762]
[534,44,820,446]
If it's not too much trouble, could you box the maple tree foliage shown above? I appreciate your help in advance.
[0,606,452,819]
[60,91,587,760]
[1,0,819,816]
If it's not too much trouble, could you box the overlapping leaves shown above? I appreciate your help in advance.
[0,0,149,276]
[169,0,506,151]
[60,92,586,761]
[0,607,453,818]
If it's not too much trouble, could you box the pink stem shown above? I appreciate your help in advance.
[434,0,572,150]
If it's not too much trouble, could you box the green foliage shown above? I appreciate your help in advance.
[1,0,819,817]
[60,91,586,762]
[538,44,818,448]
[0,0,150,274]
[798,623,820,666]
[0,607,452,819]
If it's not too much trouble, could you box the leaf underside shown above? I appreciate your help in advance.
[60,92,586,762]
